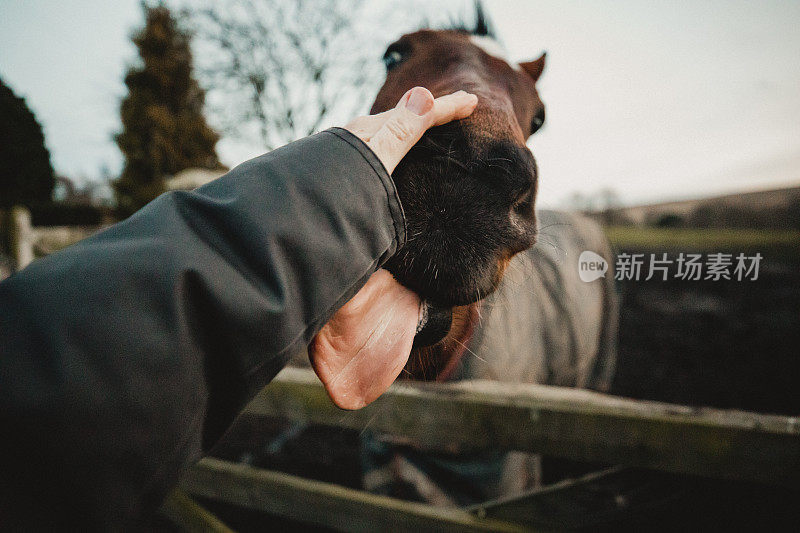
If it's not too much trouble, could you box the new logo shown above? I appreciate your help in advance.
[578,251,608,282]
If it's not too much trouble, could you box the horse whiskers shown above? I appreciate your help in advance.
[451,337,487,364]
[429,154,470,172]
[537,238,566,256]
[358,410,382,436]
[475,302,484,324]
[537,221,573,232]
[485,163,514,178]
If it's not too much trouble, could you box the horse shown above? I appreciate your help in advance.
[356,12,619,504]
[368,12,619,389]
[282,10,618,504]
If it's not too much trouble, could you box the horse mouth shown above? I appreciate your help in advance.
[385,244,510,308]
[407,254,512,348]
[413,303,453,348]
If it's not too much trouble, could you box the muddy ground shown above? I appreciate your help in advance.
[610,249,800,415]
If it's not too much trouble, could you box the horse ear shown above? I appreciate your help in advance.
[519,52,546,82]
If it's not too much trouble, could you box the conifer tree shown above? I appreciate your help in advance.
[0,77,55,208]
[115,3,220,215]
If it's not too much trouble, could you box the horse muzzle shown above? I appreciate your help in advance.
[413,302,453,348]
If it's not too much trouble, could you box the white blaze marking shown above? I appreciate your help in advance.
[469,35,521,71]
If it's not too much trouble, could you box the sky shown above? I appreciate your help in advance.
[1,0,799,207]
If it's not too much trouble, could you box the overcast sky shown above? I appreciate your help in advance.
[1,0,798,207]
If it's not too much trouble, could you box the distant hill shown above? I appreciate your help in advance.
[594,185,800,229]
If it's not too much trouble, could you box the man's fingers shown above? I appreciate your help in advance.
[366,87,436,173]
[344,87,478,174]
[367,88,478,173]
[431,90,479,127]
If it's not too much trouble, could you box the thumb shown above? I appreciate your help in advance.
[366,87,435,174]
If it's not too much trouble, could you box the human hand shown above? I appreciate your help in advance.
[344,87,478,174]
[309,88,477,410]
[310,269,421,410]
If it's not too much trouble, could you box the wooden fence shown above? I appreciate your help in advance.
[2,206,99,273]
[176,368,800,531]
[4,206,798,529]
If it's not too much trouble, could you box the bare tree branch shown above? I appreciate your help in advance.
[190,0,385,151]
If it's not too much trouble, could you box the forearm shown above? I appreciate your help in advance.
[0,128,405,526]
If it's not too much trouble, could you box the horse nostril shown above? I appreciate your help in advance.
[512,189,535,218]
[509,190,537,254]
[482,140,537,204]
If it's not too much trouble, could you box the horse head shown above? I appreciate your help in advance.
[372,16,547,377]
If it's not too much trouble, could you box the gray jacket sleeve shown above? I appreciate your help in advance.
[0,128,405,527]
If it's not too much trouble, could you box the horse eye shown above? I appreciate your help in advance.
[383,44,409,71]
[383,51,404,70]
[531,110,546,134]
[383,50,406,70]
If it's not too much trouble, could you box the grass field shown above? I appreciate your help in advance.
[604,226,800,255]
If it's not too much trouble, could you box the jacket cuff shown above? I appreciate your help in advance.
[325,127,406,249]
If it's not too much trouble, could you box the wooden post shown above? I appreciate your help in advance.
[9,205,34,271]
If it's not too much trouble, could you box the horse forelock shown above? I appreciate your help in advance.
[447,0,495,38]
[469,35,522,72]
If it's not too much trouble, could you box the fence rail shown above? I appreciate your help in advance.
[177,368,800,529]
[182,458,532,533]
[242,367,800,488]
